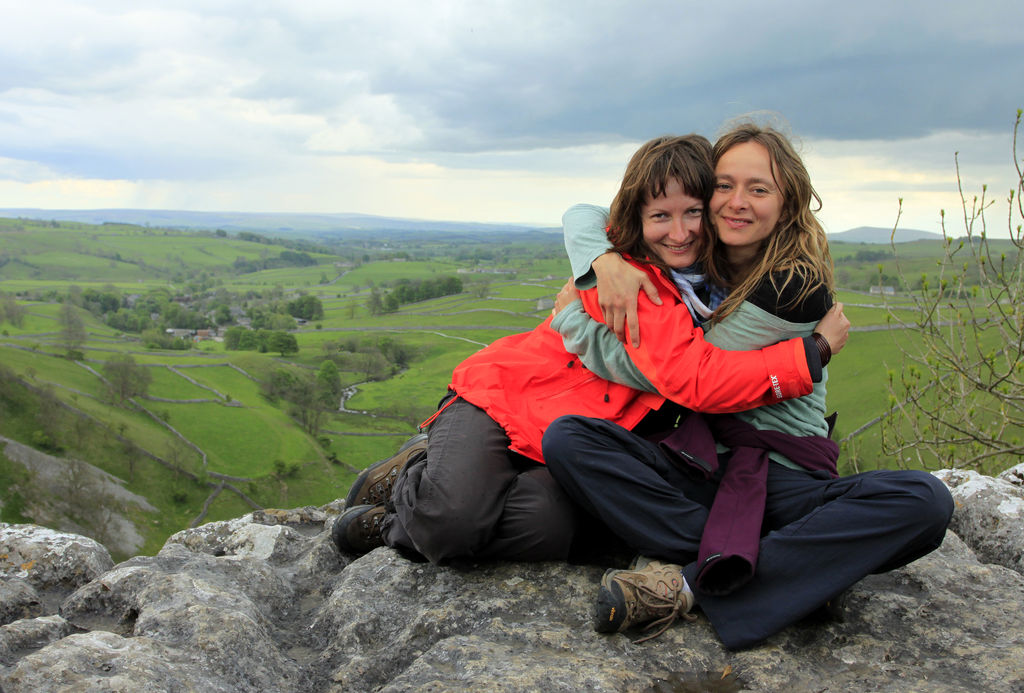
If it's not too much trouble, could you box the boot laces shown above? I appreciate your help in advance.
[630,579,696,644]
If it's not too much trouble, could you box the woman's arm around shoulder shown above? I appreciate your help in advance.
[562,204,613,286]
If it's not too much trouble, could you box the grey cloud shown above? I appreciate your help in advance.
[324,1,1022,152]
[2,0,1020,183]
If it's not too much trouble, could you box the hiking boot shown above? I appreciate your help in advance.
[594,558,696,643]
[332,504,388,555]
[345,433,427,507]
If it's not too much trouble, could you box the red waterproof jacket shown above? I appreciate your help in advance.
[446,261,813,463]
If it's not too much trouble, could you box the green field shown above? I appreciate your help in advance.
[1,214,1017,558]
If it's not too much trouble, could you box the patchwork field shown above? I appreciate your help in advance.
[1,215,1018,557]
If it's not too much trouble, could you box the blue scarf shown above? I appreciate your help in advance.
[669,268,726,325]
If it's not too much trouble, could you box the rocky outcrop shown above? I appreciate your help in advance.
[934,465,1024,575]
[1,435,156,557]
[1,475,1023,692]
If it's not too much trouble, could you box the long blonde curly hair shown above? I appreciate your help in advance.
[705,122,835,322]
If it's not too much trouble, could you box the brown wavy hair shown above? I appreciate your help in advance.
[606,134,715,275]
[705,122,835,321]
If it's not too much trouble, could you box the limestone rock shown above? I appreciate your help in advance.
[0,523,113,616]
[934,468,1024,575]
[1000,461,1024,487]
[0,630,227,692]
[0,615,72,666]
[0,578,41,626]
[0,524,114,590]
[0,474,1022,692]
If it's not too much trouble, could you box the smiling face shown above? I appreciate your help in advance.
[641,178,705,269]
[711,141,784,267]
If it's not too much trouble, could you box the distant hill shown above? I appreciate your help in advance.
[0,208,559,240]
[0,208,945,245]
[828,226,944,244]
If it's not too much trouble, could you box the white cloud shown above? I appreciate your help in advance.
[805,129,1021,234]
[0,0,1020,235]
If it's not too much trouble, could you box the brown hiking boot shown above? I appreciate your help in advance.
[345,433,427,507]
[332,504,388,555]
[594,558,696,643]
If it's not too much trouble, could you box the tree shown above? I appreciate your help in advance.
[315,359,343,411]
[287,375,321,435]
[366,288,384,316]
[117,423,140,482]
[0,292,25,327]
[102,353,153,404]
[164,436,199,498]
[261,366,331,435]
[261,367,298,402]
[470,279,492,299]
[223,325,246,350]
[881,109,1024,474]
[287,294,324,321]
[358,351,390,381]
[213,303,233,325]
[58,302,87,358]
[267,330,299,356]
[378,337,413,370]
[34,385,65,452]
[268,312,297,331]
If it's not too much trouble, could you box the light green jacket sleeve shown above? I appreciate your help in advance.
[562,204,611,287]
[550,298,657,393]
[705,302,828,440]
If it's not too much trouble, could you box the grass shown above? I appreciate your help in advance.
[152,401,323,477]
[0,347,108,398]
[177,364,261,402]
[145,366,222,400]
[3,215,1018,558]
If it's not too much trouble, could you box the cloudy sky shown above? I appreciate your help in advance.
[1,0,1021,235]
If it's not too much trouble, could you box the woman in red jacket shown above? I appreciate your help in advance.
[332,134,848,564]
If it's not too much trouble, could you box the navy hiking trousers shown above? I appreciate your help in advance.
[542,414,954,649]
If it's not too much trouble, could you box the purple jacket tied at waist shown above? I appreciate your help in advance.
[654,413,839,596]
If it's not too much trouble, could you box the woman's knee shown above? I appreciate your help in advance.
[484,468,577,560]
[910,471,955,529]
[394,464,510,563]
[409,467,575,563]
[879,470,954,533]
[401,505,486,563]
[541,415,589,469]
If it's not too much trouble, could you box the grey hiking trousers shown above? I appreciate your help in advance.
[382,396,579,564]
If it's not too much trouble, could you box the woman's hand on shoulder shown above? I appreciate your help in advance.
[814,302,850,355]
[592,252,661,347]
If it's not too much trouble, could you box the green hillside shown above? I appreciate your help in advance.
[0,216,1017,559]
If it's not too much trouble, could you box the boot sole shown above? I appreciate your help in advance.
[332,504,384,554]
[593,579,628,633]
